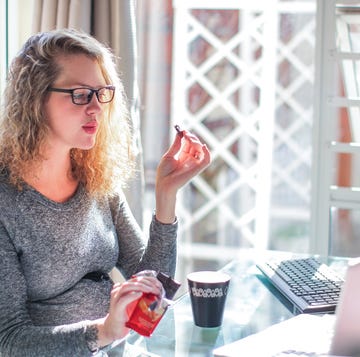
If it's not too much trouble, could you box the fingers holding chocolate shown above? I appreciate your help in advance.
[180,131,209,162]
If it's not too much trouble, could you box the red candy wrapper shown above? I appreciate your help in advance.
[125,270,180,337]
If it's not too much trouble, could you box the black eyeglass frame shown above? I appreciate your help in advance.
[47,85,115,105]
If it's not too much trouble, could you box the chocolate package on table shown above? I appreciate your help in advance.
[125,270,181,337]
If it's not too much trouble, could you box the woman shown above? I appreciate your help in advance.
[0,29,211,356]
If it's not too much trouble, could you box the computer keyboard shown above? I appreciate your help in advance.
[256,257,344,314]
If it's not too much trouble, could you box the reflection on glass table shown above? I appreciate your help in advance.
[102,250,349,357]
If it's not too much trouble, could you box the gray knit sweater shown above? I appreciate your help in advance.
[0,175,177,357]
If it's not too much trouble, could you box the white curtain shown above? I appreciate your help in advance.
[32,0,144,227]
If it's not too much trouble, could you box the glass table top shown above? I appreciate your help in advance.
[103,249,349,357]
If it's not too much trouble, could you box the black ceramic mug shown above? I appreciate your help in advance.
[187,271,231,328]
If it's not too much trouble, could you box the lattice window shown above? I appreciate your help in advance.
[172,1,316,277]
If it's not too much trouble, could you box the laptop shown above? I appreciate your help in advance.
[329,257,360,356]
[213,258,360,357]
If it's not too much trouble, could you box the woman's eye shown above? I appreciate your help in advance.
[73,92,86,100]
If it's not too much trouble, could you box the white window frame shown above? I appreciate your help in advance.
[310,0,360,255]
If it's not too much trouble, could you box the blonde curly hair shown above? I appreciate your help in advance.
[0,28,135,197]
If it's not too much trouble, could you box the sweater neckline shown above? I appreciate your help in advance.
[23,183,86,210]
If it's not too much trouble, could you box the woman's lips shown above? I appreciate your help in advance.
[82,121,97,134]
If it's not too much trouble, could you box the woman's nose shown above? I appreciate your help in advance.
[85,94,102,114]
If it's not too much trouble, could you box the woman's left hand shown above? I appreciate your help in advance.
[155,128,211,223]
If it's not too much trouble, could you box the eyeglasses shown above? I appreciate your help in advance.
[47,85,115,105]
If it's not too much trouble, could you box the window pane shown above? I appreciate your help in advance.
[331,208,360,257]
[0,0,33,105]
[0,0,7,102]
[169,2,316,280]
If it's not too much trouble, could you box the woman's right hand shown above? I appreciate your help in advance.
[96,276,163,347]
